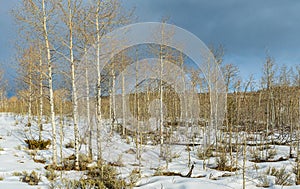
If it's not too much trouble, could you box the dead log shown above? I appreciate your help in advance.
[182,163,194,178]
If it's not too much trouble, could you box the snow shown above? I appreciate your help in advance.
[0,112,300,188]
[0,113,48,188]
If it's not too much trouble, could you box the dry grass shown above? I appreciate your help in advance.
[24,139,51,150]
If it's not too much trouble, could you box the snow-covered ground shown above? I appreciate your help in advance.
[0,113,48,188]
[0,112,300,188]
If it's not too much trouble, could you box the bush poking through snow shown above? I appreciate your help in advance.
[128,168,141,188]
[216,155,228,170]
[153,166,165,176]
[86,162,126,188]
[256,176,271,188]
[293,164,300,185]
[249,147,262,162]
[196,147,213,160]
[45,169,58,181]
[249,147,283,163]
[267,148,277,160]
[59,162,127,189]
[61,178,106,189]
[215,155,238,172]
[24,139,51,150]
[265,166,293,186]
[12,172,22,176]
[20,171,40,185]
[45,153,93,171]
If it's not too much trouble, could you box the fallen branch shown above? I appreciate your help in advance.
[158,163,200,178]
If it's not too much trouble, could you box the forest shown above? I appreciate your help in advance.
[0,0,299,188]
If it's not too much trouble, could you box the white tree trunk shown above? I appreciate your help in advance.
[108,69,116,132]
[96,4,102,161]
[67,0,80,170]
[59,101,64,164]
[38,53,43,141]
[159,46,164,156]
[122,70,126,135]
[42,0,57,166]
[85,47,92,160]
[108,65,116,132]
[28,59,32,126]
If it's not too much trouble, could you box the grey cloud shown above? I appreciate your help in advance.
[126,0,300,59]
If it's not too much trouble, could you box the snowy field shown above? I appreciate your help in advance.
[0,112,300,188]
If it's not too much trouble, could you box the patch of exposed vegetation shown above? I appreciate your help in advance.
[265,166,293,186]
[25,139,51,150]
[59,162,127,189]
[20,171,40,185]
[45,153,93,171]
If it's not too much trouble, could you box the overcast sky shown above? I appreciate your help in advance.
[1,0,300,92]
[0,0,18,80]
[124,0,300,80]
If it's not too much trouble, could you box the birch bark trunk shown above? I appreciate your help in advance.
[42,0,57,166]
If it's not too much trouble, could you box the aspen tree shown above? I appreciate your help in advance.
[261,55,276,161]
[57,0,82,170]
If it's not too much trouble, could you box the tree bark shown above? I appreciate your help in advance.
[42,0,57,166]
